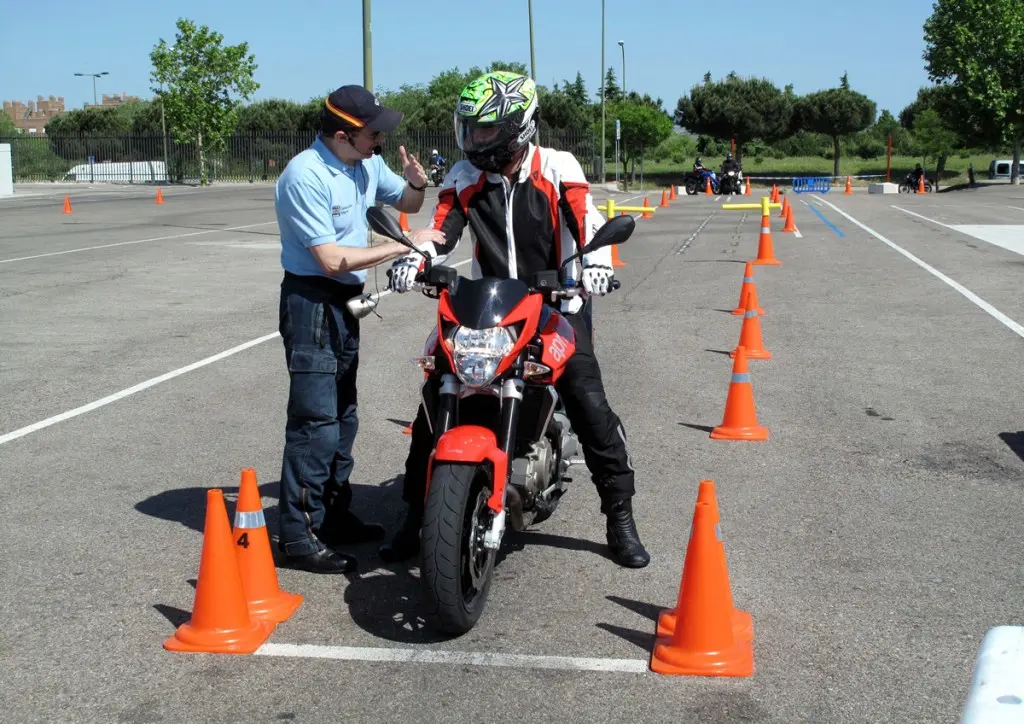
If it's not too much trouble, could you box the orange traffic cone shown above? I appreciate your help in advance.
[782,202,798,233]
[62,195,72,215]
[744,177,751,195]
[233,469,303,624]
[770,184,779,203]
[705,177,713,195]
[657,480,753,642]
[779,195,789,218]
[845,176,853,195]
[710,346,768,441]
[611,244,627,268]
[752,210,781,266]
[399,211,411,232]
[730,291,772,360]
[918,175,926,194]
[642,196,653,219]
[669,184,677,200]
[732,262,765,316]
[649,500,754,676]
[659,189,669,207]
[156,187,164,205]
[164,489,276,654]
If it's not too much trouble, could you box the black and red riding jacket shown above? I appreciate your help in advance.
[428,144,611,314]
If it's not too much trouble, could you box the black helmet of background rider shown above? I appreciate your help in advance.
[454,70,540,174]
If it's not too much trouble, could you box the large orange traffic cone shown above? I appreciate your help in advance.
[642,196,653,219]
[918,175,926,194]
[669,184,677,200]
[62,195,72,215]
[657,480,753,642]
[752,209,781,266]
[744,177,751,195]
[705,177,713,195]
[649,500,754,676]
[782,202,798,233]
[710,346,768,441]
[164,489,275,654]
[779,195,789,218]
[730,291,772,360]
[845,176,853,195]
[399,211,411,232]
[770,184,779,203]
[156,187,164,205]
[660,189,669,208]
[233,469,303,624]
[732,262,765,316]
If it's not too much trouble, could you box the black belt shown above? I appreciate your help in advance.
[282,271,364,303]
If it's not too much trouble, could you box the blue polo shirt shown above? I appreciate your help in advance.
[275,136,407,285]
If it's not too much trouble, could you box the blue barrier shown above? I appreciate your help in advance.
[792,176,831,194]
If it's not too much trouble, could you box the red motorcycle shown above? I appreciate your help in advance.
[364,207,633,634]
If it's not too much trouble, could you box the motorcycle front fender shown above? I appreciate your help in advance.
[426,425,509,514]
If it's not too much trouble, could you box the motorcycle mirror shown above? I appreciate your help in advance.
[581,214,635,255]
[365,207,424,255]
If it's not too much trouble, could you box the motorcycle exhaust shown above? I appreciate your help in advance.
[504,483,525,531]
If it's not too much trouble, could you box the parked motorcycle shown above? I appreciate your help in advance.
[898,173,933,194]
[684,168,719,195]
[361,206,633,635]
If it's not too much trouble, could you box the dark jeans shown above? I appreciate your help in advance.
[277,272,363,556]
[400,300,635,513]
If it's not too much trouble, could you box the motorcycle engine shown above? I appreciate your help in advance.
[510,437,557,502]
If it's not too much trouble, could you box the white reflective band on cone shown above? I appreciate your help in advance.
[234,510,266,529]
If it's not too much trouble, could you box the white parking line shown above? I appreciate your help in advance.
[0,259,473,447]
[0,221,279,264]
[256,642,650,674]
[816,197,1024,340]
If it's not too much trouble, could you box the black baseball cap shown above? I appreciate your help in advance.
[322,85,403,133]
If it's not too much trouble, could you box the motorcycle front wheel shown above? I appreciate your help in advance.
[420,462,497,635]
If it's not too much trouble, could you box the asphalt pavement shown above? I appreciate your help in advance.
[1,179,1022,723]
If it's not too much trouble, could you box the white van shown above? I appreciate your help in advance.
[988,159,1024,180]
[62,161,168,183]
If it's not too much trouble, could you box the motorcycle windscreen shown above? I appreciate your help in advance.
[448,277,530,329]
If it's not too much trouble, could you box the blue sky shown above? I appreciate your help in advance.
[3,0,936,119]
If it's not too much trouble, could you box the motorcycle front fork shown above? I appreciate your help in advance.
[433,373,524,549]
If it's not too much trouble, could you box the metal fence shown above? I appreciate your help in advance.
[0,128,598,184]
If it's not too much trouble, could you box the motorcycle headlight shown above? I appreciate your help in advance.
[449,326,515,387]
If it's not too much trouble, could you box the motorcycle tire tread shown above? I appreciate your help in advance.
[420,462,495,634]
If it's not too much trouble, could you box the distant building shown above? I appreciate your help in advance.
[87,92,143,109]
[2,95,66,135]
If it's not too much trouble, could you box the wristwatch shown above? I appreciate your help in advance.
[408,180,426,191]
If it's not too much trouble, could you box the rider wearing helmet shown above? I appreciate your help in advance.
[721,152,739,174]
[693,156,706,173]
[380,70,650,570]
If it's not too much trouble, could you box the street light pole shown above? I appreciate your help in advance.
[528,0,538,144]
[618,41,625,97]
[362,0,372,91]
[600,0,606,183]
[74,71,109,106]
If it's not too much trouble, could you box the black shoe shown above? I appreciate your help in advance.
[378,506,423,564]
[605,499,651,568]
[318,509,386,547]
[284,546,358,574]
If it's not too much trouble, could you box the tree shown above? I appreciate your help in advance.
[913,109,960,189]
[150,18,259,185]
[792,73,876,177]
[923,0,1024,184]
[675,72,794,163]
[606,99,673,181]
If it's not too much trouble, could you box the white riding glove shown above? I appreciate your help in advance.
[581,264,615,296]
[387,243,436,293]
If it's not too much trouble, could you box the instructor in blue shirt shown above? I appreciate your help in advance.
[275,85,446,574]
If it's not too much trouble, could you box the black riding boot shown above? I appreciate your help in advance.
[378,502,423,564]
[604,498,650,568]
